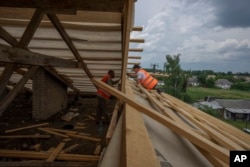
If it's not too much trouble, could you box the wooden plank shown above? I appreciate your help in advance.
[0,0,124,12]
[5,123,49,133]
[0,161,98,167]
[0,64,15,95]
[132,26,143,31]
[62,144,79,153]
[0,27,18,46]
[38,128,69,138]
[129,48,143,52]
[91,78,230,164]
[47,13,94,80]
[0,1,77,11]
[161,93,250,147]
[120,0,133,93]
[106,102,120,143]
[93,144,102,156]
[129,38,144,43]
[0,44,79,68]
[66,133,101,142]
[0,66,38,116]
[0,149,100,161]
[0,19,121,31]
[122,84,160,167]
[17,8,44,48]
[47,142,65,162]
[0,135,50,139]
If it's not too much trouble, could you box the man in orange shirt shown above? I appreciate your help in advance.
[96,70,120,124]
[131,64,158,90]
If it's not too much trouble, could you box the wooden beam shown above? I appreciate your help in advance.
[17,8,44,48]
[0,135,50,139]
[0,44,79,68]
[0,1,77,11]
[0,66,38,116]
[5,122,49,133]
[122,84,161,167]
[0,0,124,12]
[129,48,143,52]
[129,38,144,43]
[47,13,94,80]
[47,142,65,162]
[91,78,230,165]
[0,161,98,167]
[0,27,18,46]
[128,56,141,59]
[120,0,134,93]
[0,64,15,95]
[132,26,143,31]
[0,149,100,162]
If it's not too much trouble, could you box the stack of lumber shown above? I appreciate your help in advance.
[93,78,250,167]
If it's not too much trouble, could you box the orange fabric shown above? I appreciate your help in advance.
[139,69,158,90]
[97,74,111,99]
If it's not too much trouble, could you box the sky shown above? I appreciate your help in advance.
[131,0,250,73]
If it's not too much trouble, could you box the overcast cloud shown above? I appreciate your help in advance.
[131,0,250,73]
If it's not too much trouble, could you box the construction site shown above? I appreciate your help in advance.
[0,0,250,167]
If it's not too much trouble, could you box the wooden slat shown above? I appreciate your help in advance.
[0,135,50,139]
[120,0,133,93]
[47,13,94,80]
[17,8,44,48]
[0,44,79,68]
[0,64,15,95]
[47,142,65,162]
[5,122,49,133]
[0,149,100,161]
[0,27,18,46]
[129,48,143,52]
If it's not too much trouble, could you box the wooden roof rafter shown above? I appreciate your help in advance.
[46,13,94,80]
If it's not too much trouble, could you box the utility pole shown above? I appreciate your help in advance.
[151,63,158,73]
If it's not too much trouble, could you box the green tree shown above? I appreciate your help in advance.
[164,54,190,100]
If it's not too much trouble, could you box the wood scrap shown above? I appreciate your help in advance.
[38,128,68,138]
[66,133,101,142]
[0,161,98,167]
[45,127,78,135]
[94,144,102,156]
[0,149,100,161]
[87,115,95,120]
[0,135,50,139]
[76,122,85,126]
[47,142,65,162]
[5,123,49,133]
[61,144,79,153]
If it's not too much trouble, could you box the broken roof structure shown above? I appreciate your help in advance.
[0,1,249,166]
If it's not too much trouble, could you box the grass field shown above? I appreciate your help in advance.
[187,87,250,102]
[187,87,250,130]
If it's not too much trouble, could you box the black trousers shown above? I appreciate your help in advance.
[96,96,109,123]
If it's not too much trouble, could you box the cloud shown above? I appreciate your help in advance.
[210,0,250,28]
[133,0,250,72]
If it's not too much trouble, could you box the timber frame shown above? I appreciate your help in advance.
[0,0,143,115]
[1,1,249,167]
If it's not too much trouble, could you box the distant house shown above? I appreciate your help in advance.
[197,99,250,121]
[187,76,199,86]
[215,79,232,89]
[207,75,216,79]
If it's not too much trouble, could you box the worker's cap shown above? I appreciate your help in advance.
[132,64,141,69]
